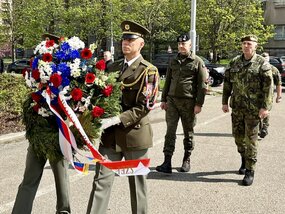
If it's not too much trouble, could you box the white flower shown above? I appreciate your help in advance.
[38,107,52,117]
[89,43,97,53]
[67,36,85,50]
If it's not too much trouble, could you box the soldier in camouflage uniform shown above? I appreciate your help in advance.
[222,35,273,186]
[156,34,208,174]
[259,52,282,138]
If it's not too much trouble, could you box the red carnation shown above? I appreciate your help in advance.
[92,106,105,118]
[95,59,106,71]
[81,48,93,60]
[31,92,42,103]
[102,85,113,97]
[42,53,53,62]
[50,73,62,88]
[85,73,96,84]
[71,88,83,101]
[32,69,40,80]
[46,40,55,48]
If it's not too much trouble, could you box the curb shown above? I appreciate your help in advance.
[0,131,26,144]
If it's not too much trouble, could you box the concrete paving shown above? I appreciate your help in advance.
[1,86,284,214]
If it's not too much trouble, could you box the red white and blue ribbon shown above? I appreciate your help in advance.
[44,87,150,176]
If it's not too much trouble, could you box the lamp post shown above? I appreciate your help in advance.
[110,0,114,61]
[190,0,197,54]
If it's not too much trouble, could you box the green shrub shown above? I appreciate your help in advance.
[0,73,31,115]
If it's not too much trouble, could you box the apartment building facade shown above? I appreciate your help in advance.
[263,0,285,57]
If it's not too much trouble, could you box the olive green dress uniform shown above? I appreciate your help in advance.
[222,53,273,171]
[261,64,282,130]
[161,52,207,156]
[87,56,157,214]
[87,21,158,214]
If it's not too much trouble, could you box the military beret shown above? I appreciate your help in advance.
[121,20,150,39]
[177,34,190,42]
[241,34,258,43]
[42,33,60,43]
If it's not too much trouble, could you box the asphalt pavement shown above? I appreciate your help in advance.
[1,86,285,214]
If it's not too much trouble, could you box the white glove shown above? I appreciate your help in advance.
[101,116,121,130]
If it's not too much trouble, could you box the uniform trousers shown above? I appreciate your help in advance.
[163,96,196,156]
[87,146,148,214]
[231,108,260,170]
[12,145,70,214]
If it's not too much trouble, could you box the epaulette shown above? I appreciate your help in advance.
[141,59,152,67]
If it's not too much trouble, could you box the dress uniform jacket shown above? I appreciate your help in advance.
[101,55,158,151]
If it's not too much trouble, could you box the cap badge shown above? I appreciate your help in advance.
[125,24,130,30]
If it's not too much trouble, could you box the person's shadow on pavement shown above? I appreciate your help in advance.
[147,168,242,185]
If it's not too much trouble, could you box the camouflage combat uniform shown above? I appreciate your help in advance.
[261,65,282,130]
[161,52,207,156]
[222,53,273,170]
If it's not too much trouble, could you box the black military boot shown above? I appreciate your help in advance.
[238,157,246,175]
[259,128,268,138]
[179,151,191,172]
[242,169,254,186]
[156,155,172,173]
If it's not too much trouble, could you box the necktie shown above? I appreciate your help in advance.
[121,63,128,74]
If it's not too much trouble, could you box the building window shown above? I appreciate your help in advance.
[274,25,285,40]
[274,0,285,8]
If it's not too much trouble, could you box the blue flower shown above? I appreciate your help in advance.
[32,57,39,69]
[62,77,70,87]
[61,42,71,52]
[54,51,65,61]
[70,50,80,60]
[57,63,71,77]
[51,64,57,73]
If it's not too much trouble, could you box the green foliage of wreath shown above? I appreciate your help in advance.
[23,95,62,162]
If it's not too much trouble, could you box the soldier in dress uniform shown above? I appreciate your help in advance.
[156,34,208,174]
[12,33,71,214]
[222,35,273,186]
[87,20,159,214]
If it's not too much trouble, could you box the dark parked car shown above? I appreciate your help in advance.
[269,56,285,85]
[6,59,30,74]
[199,56,225,86]
[152,53,176,77]
[152,53,225,86]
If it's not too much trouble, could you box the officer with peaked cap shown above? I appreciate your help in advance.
[156,33,207,174]
[222,34,273,186]
[87,20,159,214]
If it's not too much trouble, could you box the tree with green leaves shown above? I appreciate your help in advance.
[196,0,274,61]
[0,0,274,61]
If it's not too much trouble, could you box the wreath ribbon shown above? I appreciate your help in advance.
[44,87,150,176]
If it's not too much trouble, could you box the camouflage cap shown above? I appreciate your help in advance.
[121,20,150,39]
[42,33,60,43]
[241,34,258,43]
[177,34,190,42]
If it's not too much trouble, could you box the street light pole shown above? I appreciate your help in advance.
[110,1,114,61]
[190,0,197,54]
